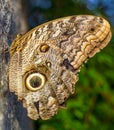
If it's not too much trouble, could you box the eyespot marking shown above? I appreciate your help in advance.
[26,73,46,91]
[40,44,50,52]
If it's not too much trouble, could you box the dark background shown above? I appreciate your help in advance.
[22,0,114,130]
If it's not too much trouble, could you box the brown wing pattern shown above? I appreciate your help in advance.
[9,15,112,120]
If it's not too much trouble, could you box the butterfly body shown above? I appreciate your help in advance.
[9,15,111,120]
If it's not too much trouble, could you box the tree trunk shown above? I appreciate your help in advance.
[0,0,34,129]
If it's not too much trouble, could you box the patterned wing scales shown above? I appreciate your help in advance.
[9,15,112,120]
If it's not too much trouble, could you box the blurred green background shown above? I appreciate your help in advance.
[25,0,114,129]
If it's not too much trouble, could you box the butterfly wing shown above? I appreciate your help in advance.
[9,15,111,120]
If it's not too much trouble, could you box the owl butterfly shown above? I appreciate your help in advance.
[9,15,112,120]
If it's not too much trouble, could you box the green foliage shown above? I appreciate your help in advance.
[34,0,114,130]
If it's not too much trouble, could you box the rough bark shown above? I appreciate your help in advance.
[0,0,33,129]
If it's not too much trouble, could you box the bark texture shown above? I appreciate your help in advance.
[0,0,33,129]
